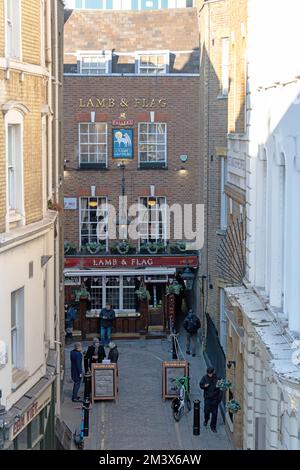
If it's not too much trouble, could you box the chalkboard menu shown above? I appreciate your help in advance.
[162,361,189,399]
[92,364,117,402]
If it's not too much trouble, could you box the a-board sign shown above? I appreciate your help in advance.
[162,361,189,400]
[92,363,118,402]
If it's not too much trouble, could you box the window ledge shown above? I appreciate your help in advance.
[217,94,228,100]
[139,163,168,170]
[79,163,107,171]
[12,368,29,391]
[216,229,227,236]
[9,211,23,223]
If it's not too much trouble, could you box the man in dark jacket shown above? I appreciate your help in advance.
[85,338,106,372]
[70,342,83,402]
[183,309,201,357]
[99,303,116,346]
[108,342,119,363]
[199,367,222,432]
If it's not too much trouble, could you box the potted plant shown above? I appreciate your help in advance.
[64,241,77,255]
[75,286,91,302]
[176,241,186,252]
[48,199,63,212]
[166,281,182,295]
[216,378,232,391]
[226,399,241,414]
[135,286,151,302]
[82,242,106,255]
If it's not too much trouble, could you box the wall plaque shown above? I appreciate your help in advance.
[92,363,118,401]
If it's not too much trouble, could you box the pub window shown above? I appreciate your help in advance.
[139,196,167,244]
[138,123,167,167]
[79,52,111,75]
[80,197,108,247]
[137,52,169,74]
[79,123,107,168]
[90,276,136,312]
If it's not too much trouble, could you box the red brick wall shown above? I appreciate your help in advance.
[63,75,201,248]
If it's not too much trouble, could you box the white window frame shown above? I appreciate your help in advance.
[5,109,25,229]
[75,0,106,8]
[90,276,136,313]
[11,287,25,370]
[138,122,167,166]
[79,197,108,248]
[78,51,112,75]
[221,38,230,96]
[136,50,169,74]
[5,0,22,60]
[138,196,167,246]
[78,122,108,167]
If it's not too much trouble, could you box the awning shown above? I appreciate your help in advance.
[64,267,176,277]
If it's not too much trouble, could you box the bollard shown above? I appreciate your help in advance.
[83,398,90,437]
[172,334,177,360]
[84,372,92,400]
[193,400,200,435]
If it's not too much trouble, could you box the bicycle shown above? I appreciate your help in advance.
[170,375,191,421]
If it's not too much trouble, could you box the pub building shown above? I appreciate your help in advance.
[63,7,201,338]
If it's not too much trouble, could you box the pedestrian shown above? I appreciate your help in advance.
[199,366,223,433]
[108,342,119,364]
[99,302,116,346]
[85,337,106,372]
[183,309,201,357]
[70,342,83,402]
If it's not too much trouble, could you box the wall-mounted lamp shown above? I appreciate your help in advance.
[179,154,188,163]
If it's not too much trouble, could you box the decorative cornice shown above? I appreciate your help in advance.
[2,100,30,116]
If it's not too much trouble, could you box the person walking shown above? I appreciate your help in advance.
[85,337,106,372]
[199,366,222,433]
[99,302,116,346]
[108,342,119,364]
[70,342,83,402]
[183,309,201,357]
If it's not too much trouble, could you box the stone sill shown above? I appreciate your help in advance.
[12,368,29,391]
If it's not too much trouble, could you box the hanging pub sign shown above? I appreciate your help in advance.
[112,128,134,159]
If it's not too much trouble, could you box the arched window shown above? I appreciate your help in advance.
[3,101,29,230]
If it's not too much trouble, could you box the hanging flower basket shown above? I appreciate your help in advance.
[226,399,241,414]
[176,241,187,252]
[75,287,91,302]
[141,241,165,255]
[64,241,77,255]
[166,281,182,296]
[216,378,232,391]
[83,242,106,255]
[135,287,151,301]
[116,241,130,255]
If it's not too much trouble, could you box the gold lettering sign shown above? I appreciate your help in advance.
[79,98,167,109]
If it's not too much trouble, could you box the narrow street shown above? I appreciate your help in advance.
[62,336,233,450]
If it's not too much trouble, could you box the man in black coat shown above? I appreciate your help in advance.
[183,309,201,357]
[99,303,116,346]
[108,342,119,364]
[85,338,106,372]
[70,342,83,402]
[199,367,222,432]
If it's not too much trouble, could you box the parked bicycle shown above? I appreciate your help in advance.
[171,375,191,421]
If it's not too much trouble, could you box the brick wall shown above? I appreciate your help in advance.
[64,8,200,73]
[0,71,44,229]
[63,75,201,248]
[0,0,4,57]
[198,0,230,329]
[21,0,41,65]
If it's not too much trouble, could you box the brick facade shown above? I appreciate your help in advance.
[64,8,200,74]
[64,75,201,248]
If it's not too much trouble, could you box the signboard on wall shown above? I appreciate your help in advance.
[92,363,118,402]
[112,129,133,159]
[162,361,189,399]
[65,255,199,269]
[64,198,77,210]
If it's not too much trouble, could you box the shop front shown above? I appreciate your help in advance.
[64,254,199,338]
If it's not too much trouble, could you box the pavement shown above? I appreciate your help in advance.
[61,334,234,450]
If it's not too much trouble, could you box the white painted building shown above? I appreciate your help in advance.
[64,0,192,10]
[225,0,300,449]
